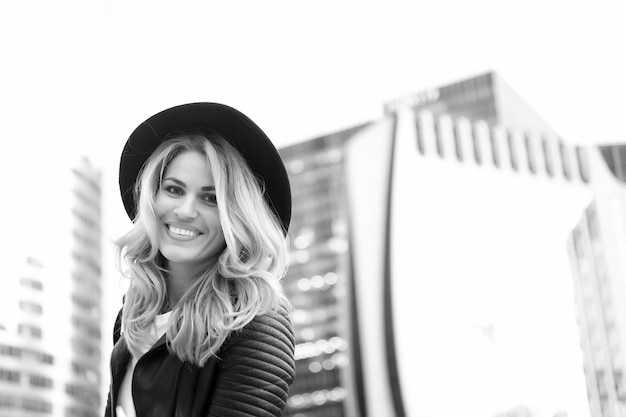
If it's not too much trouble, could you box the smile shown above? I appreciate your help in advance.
[167,225,201,237]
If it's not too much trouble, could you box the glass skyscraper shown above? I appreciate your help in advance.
[279,72,622,417]
[0,157,102,417]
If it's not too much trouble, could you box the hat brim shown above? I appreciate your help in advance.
[119,102,291,234]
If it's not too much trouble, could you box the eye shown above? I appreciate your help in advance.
[163,185,184,196]
[201,193,217,205]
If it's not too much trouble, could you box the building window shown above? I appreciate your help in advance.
[71,272,102,298]
[472,125,482,165]
[415,117,425,155]
[0,369,20,383]
[19,301,42,315]
[607,146,626,181]
[22,397,52,414]
[524,134,536,174]
[572,229,586,259]
[66,383,99,404]
[20,277,43,291]
[66,406,100,417]
[489,128,500,168]
[453,123,463,162]
[0,344,22,358]
[559,141,572,180]
[0,394,18,409]
[615,371,626,399]
[600,398,610,417]
[18,324,42,339]
[542,137,554,177]
[72,316,101,339]
[71,339,100,360]
[11,347,53,364]
[576,146,591,183]
[34,351,54,365]
[29,374,53,389]
[597,370,608,398]
[71,208,98,230]
[434,119,444,158]
[72,167,101,192]
[71,295,99,314]
[72,362,100,384]
[507,132,518,171]
[26,257,44,268]
[71,252,101,274]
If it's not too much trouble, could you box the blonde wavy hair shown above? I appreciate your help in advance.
[116,131,290,366]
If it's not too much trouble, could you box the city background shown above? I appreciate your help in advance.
[1,1,625,417]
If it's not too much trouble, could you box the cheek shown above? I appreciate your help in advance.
[154,194,164,214]
[216,230,226,247]
[211,221,226,247]
[202,209,222,228]
[154,194,172,217]
[212,224,226,246]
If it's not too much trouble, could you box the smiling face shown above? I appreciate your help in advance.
[155,150,226,271]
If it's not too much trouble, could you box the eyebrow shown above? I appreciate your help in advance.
[162,177,216,191]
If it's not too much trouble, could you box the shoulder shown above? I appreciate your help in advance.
[243,303,294,343]
[207,304,296,416]
[223,303,295,358]
[218,303,295,380]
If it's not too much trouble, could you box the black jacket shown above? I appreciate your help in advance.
[104,305,295,417]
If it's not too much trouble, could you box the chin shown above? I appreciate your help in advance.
[160,247,199,264]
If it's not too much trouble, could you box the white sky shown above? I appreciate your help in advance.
[3,1,625,184]
[3,1,625,164]
[2,1,624,415]
[103,0,626,148]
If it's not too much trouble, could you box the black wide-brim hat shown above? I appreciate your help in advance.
[119,102,291,234]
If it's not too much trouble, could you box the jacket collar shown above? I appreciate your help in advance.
[110,334,168,389]
[110,336,132,388]
[151,333,168,351]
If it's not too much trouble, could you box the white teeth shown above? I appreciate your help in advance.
[168,225,198,237]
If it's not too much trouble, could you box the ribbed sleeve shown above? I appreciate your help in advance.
[206,306,296,417]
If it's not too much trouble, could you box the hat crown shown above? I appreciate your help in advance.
[119,102,291,234]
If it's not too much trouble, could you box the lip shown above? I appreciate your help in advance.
[164,223,204,241]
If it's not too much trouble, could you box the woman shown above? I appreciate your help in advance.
[105,103,295,417]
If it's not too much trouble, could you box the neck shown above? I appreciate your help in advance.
[164,260,214,308]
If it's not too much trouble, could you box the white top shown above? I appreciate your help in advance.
[116,311,172,417]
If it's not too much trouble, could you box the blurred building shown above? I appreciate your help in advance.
[279,124,370,417]
[0,157,102,417]
[0,256,55,415]
[384,71,559,138]
[279,72,621,417]
[568,145,626,417]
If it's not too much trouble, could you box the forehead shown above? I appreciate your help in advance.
[163,150,214,183]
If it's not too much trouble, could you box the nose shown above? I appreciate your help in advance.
[173,196,199,219]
